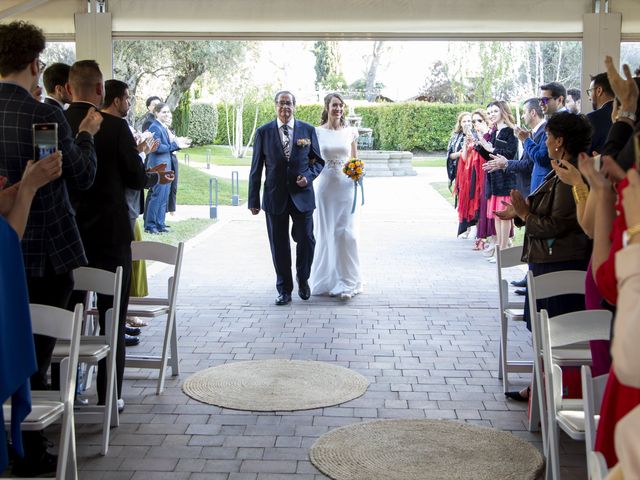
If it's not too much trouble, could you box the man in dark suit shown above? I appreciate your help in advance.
[42,62,71,110]
[64,60,147,408]
[249,91,325,305]
[586,72,614,154]
[0,20,102,477]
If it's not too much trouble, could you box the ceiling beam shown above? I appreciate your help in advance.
[0,0,49,20]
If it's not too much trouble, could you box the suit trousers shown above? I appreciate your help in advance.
[144,155,170,231]
[68,250,132,403]
[26,259,74,390]
[167,153,178,213]
[265,197,315,294]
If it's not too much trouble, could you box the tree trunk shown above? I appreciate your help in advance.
[165,64,205,111]
[365,41,385,102]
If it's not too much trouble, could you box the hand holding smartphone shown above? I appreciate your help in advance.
[32,123,58,161]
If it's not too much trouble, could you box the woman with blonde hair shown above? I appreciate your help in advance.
[447,112,472,194]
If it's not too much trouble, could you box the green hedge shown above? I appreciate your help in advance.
[357,102,481,151]
[212,101,481,152]
[187,102,219,146]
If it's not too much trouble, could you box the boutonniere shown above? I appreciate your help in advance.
[296,138,311,147]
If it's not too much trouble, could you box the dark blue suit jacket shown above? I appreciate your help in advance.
[519,122,552,192]
[587,101,613,154]
[0,82,96,276]
[147,119,180,168]
[248,119,324,214]
[506,122,547,197]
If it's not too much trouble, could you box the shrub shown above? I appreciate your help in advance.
[187,102,219,146]
[214,100,482,152]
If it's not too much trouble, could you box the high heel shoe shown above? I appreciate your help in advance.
[472,239,485,251]
[505,386,530,402]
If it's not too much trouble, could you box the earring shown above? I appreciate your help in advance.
[555,147,559,152]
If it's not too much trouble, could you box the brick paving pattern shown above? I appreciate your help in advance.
[74,169,587,479]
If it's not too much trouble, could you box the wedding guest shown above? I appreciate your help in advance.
[140,95,161,132]
[446,112,472,194]
[477,101,518,259]
[496,112,592,401]
[42,62,71,110]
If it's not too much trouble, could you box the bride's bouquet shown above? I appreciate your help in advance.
[343,158,365,213]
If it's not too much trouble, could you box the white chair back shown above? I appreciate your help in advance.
[495,245,527,393]
[540,309,612,480]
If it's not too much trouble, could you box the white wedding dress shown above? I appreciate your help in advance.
[310,126,363,297]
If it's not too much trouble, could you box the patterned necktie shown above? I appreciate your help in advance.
[282,124,291,160]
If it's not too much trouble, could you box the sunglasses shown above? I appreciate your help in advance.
[539,96,558,106]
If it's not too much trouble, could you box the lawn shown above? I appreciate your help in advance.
[180,144,252,166]
[412,157,446,167]
[430,181,524,246]
[140,218,215,245]
[177,163,248,205]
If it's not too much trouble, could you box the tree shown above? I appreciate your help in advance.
[363,41,387,101]
[41,42,75,66]
[313,41,347,90]
[419,60,455,102]
[113,40,249,123]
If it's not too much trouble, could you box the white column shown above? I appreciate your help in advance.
[582,12,621,114]
[74,12,113,80]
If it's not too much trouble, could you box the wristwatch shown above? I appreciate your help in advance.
[616,111,637,122]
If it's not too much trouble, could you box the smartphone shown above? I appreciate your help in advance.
[593,154,602,171]
[32,123,58,161]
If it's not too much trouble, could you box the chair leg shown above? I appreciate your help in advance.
[169,314,179,376]
[500,313,509,391]
[156,311,175,394]
[528,368,541,433]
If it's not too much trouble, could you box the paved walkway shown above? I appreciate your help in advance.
[76,168,587,479]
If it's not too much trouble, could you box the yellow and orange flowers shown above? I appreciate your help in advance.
[343,158,365,182]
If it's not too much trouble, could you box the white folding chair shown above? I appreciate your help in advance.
[540,309,612,480]
[495,245,527,392]
[581,365,609,480]
[49,266,123,455]
[528,269,588,437]
[126,241,184,394]
[3,304,83,480]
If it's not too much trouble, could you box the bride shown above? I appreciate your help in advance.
[310,93,363,300]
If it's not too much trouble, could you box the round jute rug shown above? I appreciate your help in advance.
[309,419,544,480]
[181,359,369,411]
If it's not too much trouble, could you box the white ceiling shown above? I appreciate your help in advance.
[3,0,640,40]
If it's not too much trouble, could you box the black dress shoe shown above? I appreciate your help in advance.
[515,288,527,296]
[12,451,57,477]
[126,326,141,336]
[275,293,292,305]
[511,278,527,288]
[125,335,140,347]
[145,228,160,235]
[297,277,311,300]
[158,227,170,233]
[505,387,530,402]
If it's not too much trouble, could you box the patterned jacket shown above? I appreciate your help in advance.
[0,82,97,276]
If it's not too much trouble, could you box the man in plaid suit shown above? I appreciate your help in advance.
[0,21,102,476]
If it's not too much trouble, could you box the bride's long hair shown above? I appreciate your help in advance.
[320,93,346,127]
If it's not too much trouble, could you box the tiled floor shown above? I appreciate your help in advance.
[73,169,587,479]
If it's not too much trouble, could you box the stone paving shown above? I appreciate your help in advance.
[74,168,588,479]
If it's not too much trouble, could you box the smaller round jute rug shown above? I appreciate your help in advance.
[182,359,369,411]
[309,419,544,480]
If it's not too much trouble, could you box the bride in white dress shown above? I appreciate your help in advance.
[310,93,363,300]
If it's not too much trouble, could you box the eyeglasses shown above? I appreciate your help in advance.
[539,96,558,106]
[472,119,484,123]
[586,88,595,97]
[276,101,293,107]
[37,59,46,72]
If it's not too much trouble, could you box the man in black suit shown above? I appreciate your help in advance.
[248,91,324,305]
[64,60,147,408]
[586,72,615,154]
[0,20,102,477]
[42,62,71,110]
